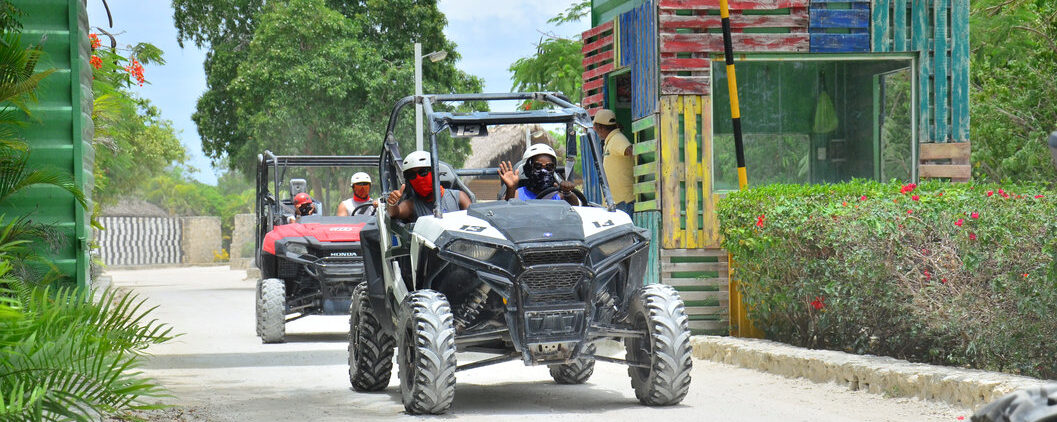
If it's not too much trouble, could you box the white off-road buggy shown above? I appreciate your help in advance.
[348,93,692,414]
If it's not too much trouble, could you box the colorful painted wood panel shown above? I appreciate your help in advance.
[661,248,729,335]
[808,0,870,53]
[619,1,659,120]
[633,211,662,286]
[658,0,810,95]
[632,115,660,212]
[659,95,720,249]
[582,21,616,116]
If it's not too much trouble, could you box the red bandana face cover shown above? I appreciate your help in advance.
[353,184,371,201]
[409,171,434,198]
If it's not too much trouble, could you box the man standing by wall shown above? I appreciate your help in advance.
[593,109,634,215]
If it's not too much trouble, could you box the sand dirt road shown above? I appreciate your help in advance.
[109,266,971,421]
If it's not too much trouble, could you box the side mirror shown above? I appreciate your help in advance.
[1048,131,1057,172]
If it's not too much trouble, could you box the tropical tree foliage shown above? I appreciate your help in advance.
[89,34,186,207]
[970,0,1057,182]
[172,0,485,180]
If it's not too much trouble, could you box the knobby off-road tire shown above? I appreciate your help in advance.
[348,283,395,392]
[255,279,263,336]
[548,343,596,384]
[625,284,693,406]
[258,278,286,343]
[972,383,1057,422]
[397,290,457,415]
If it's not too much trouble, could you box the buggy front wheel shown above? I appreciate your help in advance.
[624,284,693,406]
[397,290,457,415]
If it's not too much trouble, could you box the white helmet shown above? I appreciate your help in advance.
[522,143,557,162]
[402,150,432,171]
[350,172,371,185]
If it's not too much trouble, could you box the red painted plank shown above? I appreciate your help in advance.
[660,76,712,95]
[582,63,615,81]
[582,35,615,55]
[660,33,809,53]
[582,93,605,106]
[583,77,605,92]
[582,21,614,41]
[659,0,809,10]
[582,50,614,68]
[659,9,808,30]
[660,57,712,72]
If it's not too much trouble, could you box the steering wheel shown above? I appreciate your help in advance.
[535,185,587,206]
[352,202,376,216]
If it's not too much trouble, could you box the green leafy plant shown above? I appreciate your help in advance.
[719,180,1057,378]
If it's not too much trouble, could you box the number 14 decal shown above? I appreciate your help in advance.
[592,220,614,228]
[459,225,487,233]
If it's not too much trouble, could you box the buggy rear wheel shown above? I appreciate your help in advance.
[624,284,692,406]
[258,278,286,343]
[397,290,457,415]
[548,343,596,384]
[348,283,395,391]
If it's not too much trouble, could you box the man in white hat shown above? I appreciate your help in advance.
[497,143,578,205]
[337,172,378,216]
[593,109,634,214]
[386,150,471,222]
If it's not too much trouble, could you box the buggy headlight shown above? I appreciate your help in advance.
[594,234,636,259]
[285,242,308,256]
[449,239,497,261]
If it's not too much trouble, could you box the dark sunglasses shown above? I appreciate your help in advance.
[352,182,371,187]
[404,168,430,180]
[298,204,314,214]
[530,161,556,171]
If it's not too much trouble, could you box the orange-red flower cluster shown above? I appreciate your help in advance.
[89,55,102,70]
[89,33,101,50]
[755,215,765,228]
[810,296,825,310]
[900,183,917,194]
[124,58,145,86]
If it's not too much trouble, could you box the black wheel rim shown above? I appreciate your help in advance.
[401,325,416,387]
[629,313,652,379]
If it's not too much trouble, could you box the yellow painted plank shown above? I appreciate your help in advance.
[700,96,720,248]
[660,248,727,258]
[661,262,728,273]
[660,96,683,249]
[633,200,657,212]
[683,96,701,249]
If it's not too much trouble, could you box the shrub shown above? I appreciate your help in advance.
[718,180,1057,379]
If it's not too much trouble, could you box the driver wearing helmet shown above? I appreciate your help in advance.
[336,172,377,216]
[288,192,316,223]
[386,150,471,222]
[498,143,578,205]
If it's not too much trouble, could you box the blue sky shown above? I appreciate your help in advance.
[86,1,586,185]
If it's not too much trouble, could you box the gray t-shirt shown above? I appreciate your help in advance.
[411,189,462,219]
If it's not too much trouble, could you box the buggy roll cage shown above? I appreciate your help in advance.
[254,151,380,258]
[380,92,615,218]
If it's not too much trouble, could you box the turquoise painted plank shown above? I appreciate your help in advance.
[633,211,661,286]
[893,0,907,51]
[951,0,970,142]
[873,0,891,52]
[933,0,949,143]
[912,0,931,142]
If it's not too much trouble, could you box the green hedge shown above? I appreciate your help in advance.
[718,180,1057,379]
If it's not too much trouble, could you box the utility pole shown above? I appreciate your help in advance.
[415,42,423,152]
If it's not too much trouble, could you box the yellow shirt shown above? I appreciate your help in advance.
[603,130,634,204]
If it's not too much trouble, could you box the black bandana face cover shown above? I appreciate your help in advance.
[526,162,557,194]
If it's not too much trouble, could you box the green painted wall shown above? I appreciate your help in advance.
[592,0,645,27]
[5,0,95,288]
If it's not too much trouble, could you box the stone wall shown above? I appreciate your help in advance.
[181,216,221,264]
[231,213,256,260]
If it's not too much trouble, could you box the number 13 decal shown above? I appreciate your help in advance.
[592,220,614,228]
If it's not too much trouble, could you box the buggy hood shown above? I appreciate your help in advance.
[262,218,368,254]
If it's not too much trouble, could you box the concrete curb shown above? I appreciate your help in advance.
[105,263,231,271]
[691,336,1051,409]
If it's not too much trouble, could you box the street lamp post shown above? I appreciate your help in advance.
[414,43,448,151]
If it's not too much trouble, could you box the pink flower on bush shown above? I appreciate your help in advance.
[941,278,948,284]
[810,297,825,310]
[912,195,920,201]
[756,215,765,228]
[969,232,977,241]
[900,183,917,194]
[971,212,979,219]
[955,219,964,227]
[924,269,932,281]
[937,192,944,197]
[986,190,994,197]
[907,209,913,214]
[1035,195,1044,199]
[860,195,867,201]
